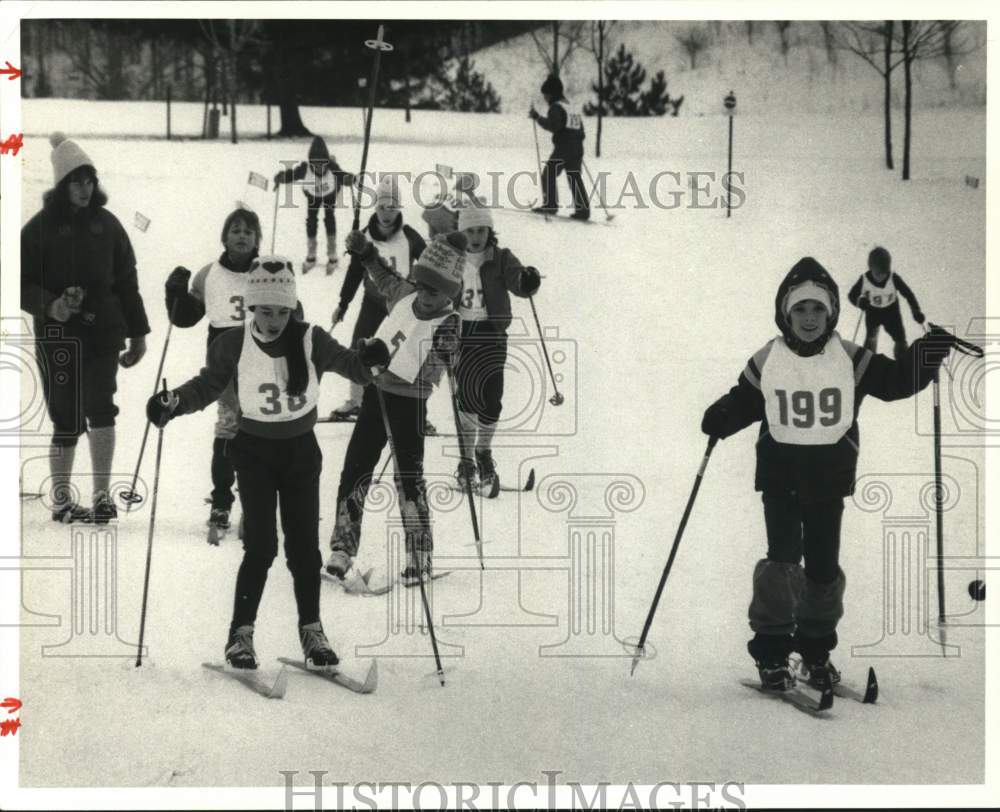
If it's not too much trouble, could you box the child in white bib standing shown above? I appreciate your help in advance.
[701,257,958,693]
[146,256,384,671]
[847,246,925,359]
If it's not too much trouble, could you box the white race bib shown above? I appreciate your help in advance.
[860,272,897,309]
[760,333,854,445]
[204,261,249,328]
[238,324,319,422]
[458,252,488,321]
[374,292,452,383]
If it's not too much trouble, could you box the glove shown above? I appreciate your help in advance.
[521,266,542,296]
[528,107,539,120]
[358,338,390,368]
[701,402,730,438]
[47,287,85,322]
[343,172,356,186]
[913,310,926,325]
[165,266,191,296]
[331,305,347,325]
[856,298,870,312]
[919,326,958,368]
[273,172,284,186]
[146,389,180,428]
[119,336,147,368]
[345,230,371,257]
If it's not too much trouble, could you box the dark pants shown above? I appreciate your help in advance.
[455,322,507,425]
[350,295,389,348]
[227,430,323,628]
[36,331,119,446]
[542,152,590,215]
[211,438,236,511]
[748,494,847,660]
[305,192,338,239]
[336,386,431,549]
[864,302,907,358]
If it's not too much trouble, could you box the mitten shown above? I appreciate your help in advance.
[856,298,870,311]
[701,402,730,438]
[528,107,539,120]
[521,266,542,296]
[273,172,284,186]
[146,390,180,428]
[913,310,926,325]
[358,338,390,368]
[919,326,958,368]
[345,230,372,257]
[165,266,191,295]
[331,305,347,325]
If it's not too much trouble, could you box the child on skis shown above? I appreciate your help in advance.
[325,231,464,588]
[700,257,957,692]
[847,246,925,359]
[529,74,590,221]
[164,207,261,540]
[329,174,427,421]
[273,136,354,274]
[146,256,387,670]
[453,200,541,496]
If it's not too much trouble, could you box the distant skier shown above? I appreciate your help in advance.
[328,174,427,422]
[164,207,262,542]
[273,136,355,274]
[700,257,957,693]
[847,246,925,360]
[529,74,590,221]
[452,199,541,496]
[147,256,383,670]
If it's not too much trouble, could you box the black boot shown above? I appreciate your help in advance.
[748,633,796,691]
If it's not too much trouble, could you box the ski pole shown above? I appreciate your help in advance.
[372,454,392,486]
[630,436,718,676]
[851,309,863,344]
[582,159,614,222]
[352,25,393,232]
[446,365,485,569]
[531,118,549,221]
[527,295,564,406]
[374,386,446,685]
[270,184,280,254]
[122,301,177,510]
[136,378,169,668]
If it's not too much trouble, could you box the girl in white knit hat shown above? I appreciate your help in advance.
[145,256,383,671]
[20,133,150,524]
[453,199,542,496]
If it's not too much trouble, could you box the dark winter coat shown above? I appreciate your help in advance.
[21,204,150,355]
[535,98,585,158]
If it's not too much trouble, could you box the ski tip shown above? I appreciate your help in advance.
[524,468,536,492]
[863,666,879,704]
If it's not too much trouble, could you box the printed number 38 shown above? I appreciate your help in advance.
[258,383,306,415]
[776,388,842,428]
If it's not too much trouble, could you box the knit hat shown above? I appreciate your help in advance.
[412,232,467,298]
[784,281,833,315]
[308,136,330,162]
[541,74,564,98]
[376,174,401,206]
[245,255,298,309]
[457,197,493,232]
[868,246,891,274]
[50,132,94,186]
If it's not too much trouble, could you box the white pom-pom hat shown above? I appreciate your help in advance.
[49,132,94,186]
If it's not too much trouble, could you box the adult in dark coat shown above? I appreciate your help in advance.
[21,133,150,523]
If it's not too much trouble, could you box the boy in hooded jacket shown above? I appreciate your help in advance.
[701,257,958,691]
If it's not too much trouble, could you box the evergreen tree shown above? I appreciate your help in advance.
[640,70,670,115]
[427,55,501,112]
[584,43,645,116]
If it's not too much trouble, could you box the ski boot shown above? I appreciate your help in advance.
[207,507,231,545]
[799,656,841,689]
[326,500,361,579]
[90,492,118,524]
[455,459,478,493]
[570,209,591,221]
[299,621,339,669]
[753,658,796,691]
[475,448,500,498]
[400,549,432,587]
[52,502,92,524]
[329,398,361,421]
[302,237,318,274]
[225,624,259,670]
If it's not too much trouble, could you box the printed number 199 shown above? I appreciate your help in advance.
[776,388,841,428]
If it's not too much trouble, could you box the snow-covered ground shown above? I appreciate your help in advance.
[6,88,990,802]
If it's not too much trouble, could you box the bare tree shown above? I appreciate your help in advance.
[201,20,261,143]
[530,21,586,78]
[583,20,617,158]
[745,21,755,47]
[834,21,903,170]
[895,21,965,180]
[939,22,976,89]
[774,21,793,65]
[675,24,710,70]
[819,21,838,68]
